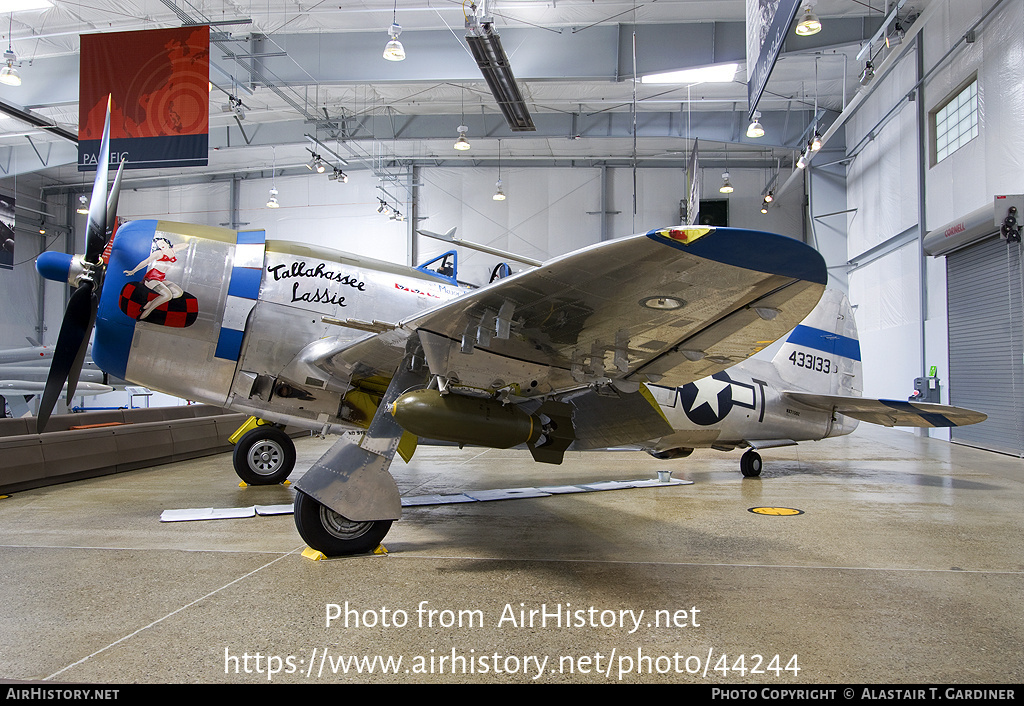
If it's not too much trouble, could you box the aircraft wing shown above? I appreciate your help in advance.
[398,226,828,397]
[783,392,987,428]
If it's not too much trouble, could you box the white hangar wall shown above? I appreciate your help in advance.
[846,51,922,410]
[845,0,1024,439]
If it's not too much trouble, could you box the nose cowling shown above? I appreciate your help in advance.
[92,219,160,381]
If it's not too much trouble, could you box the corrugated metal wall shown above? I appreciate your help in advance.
[947,234,1024,455]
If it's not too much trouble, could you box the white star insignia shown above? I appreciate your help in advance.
[687,376,730,417]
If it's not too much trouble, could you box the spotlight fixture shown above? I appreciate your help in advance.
[809,131,823,152]
[795,3,822,37]
[224,95,245,121]
[383,0,405,62]
[719,172,734,194]
[858,61,875,86]
[0,15,20,87]
[454,125,470,151]
[796,150,808,170]
[493,179,506,201]
[76,195,89,215]
[746,111,764,139]
[886,22,905,49]
[266,188,279,209]
[764,190,774,203]
[760,204,769,214]
[306,152,328,173]
[329,168,348,183]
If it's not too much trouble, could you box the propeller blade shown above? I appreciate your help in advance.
[85,96,112,264]
[36,281,94,433]
[106,157,125,236]
[65,288,99,403]
[37,96,114,431]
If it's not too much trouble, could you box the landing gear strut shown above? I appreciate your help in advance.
[740,449,762,477]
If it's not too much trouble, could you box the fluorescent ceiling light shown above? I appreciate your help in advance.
[641,63,738,85]
[0,0,52,12]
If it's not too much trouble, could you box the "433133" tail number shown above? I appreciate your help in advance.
[790,351,832,374]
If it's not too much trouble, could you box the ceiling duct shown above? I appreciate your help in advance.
[465,7,535,132]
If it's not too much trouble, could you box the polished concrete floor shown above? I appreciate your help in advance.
[0,424,1022,684]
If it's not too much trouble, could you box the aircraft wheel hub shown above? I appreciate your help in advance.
[319,507,375,541]
[248,440,283,474]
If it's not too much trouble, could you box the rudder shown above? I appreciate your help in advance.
[771,289,862,396]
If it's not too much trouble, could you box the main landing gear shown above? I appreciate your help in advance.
[740,449,762,477]
[293,491,393,556]
[232,424,296,485]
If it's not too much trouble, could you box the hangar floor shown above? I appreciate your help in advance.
[0,424,1021,685]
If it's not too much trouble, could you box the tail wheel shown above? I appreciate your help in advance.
[232,426,296,485]
[293,490,393,556]
[740,449,763,477]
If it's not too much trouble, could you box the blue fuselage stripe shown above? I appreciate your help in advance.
[787,324,862,361]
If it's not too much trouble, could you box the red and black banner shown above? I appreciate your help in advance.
[79,26,210,171]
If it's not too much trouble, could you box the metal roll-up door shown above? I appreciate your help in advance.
[947,234,1024,455]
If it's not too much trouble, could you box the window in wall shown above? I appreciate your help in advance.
[933,77,978,164]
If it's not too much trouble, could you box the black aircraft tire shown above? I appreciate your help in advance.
[740,450,763,477]
[232,426,296,485]
[293,490,393,556]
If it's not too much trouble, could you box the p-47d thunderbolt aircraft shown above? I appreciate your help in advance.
[34,107,983,556]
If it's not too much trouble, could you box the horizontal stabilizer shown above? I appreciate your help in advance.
[744,438,799,450]
[784,392,987,428]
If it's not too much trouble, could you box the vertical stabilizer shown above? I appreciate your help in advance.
[771,289,862,396]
